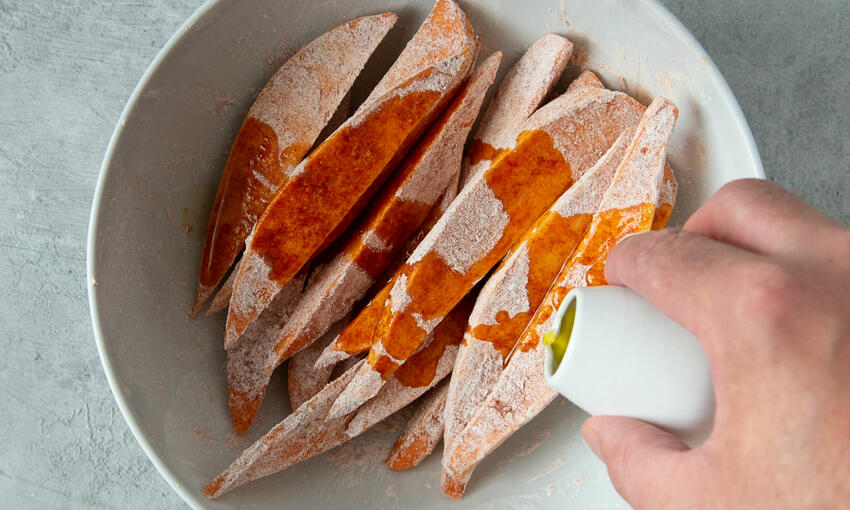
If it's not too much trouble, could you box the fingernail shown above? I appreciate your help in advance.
[582,422,602,459]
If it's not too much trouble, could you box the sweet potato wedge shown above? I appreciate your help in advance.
[460,34,572,186]
[441,128,635,481]
[266,53,500,366]
[327,85,646,419]
[441,98,678,498]
[223,0,478,348]
[192,14,396,315]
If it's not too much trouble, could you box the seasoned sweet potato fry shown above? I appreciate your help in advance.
[460,34,572,186]
[206,258,241,316]
[266,53,500,366]
[192,14,396,315]
[205,360,364,499]
[223,0,478,348]
[226,269,307,434]
[204,294,473,499]
[344,294,473,437]
[314,152,464,369]
[566,69,604,93]
[286,318,348,411]
[442,128,635,478]
[442,98,678,498]
[386,380,449,470]
[327,85,645,419]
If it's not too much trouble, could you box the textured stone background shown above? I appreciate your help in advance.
[0,0,847,508]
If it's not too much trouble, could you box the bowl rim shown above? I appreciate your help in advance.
[86,0,765,507]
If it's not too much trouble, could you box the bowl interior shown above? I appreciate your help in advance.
[88,0,762,508]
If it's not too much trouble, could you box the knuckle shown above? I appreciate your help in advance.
[714,178,766,203]
[704,179,768,218]
[615,228,685,281]
[738,262,801,331]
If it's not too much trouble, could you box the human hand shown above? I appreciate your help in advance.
[584,179,850,509]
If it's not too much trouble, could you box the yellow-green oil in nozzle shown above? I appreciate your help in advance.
[543,299,576,370]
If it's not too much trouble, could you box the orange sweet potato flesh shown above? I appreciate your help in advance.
[223,1,477,347]
[192,14,396,315]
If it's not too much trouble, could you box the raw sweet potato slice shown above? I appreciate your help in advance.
[192,14,396,315]
[223,0,478,348]
[327,85,645,419]
[441,98,678,498]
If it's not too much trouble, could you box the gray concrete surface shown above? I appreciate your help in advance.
[0,0,847,508]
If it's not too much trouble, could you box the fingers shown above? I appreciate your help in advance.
[684,179,845,259]
[582,416,691,509]
[605,228,762,356]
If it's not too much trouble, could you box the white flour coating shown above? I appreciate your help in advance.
[361,230,390,253]
[443,338,503,453]
[388,381,449,467]
[552,128,634,219]
[565,70,604,93]
[267,254,372,370]
[347,344,459,437]
[250,168,277,192]
[389,274,412,314]
[597,99,677,212]
[659,163,678,207]
[207,257,242,315]
[361,0,473,107]
[475,34,572,150]
[439,129,629,463]
[272,57,497,368]
[387,52,467,100]
[226,270,307,413]
[287,321,344,410]
[459,35,571,188]
[444,342,557,478]
[412,312,443,333]
[553,262,593,297]
[470,243,531,327]
[438,169,461,213]
[409,178,509,274]
[394,53,500,205]
[348,49,471,129]
[314,338,352,369]
[207,361,364,497]
[329,363,385,419]
[520,86,644,182]
[226,7,475,343]
[226,250,284,348]
[371,341,405,366]
[250,14,395,165]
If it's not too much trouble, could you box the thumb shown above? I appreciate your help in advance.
[583,416,690,508]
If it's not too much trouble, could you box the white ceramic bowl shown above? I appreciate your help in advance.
[87,0,763,508]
